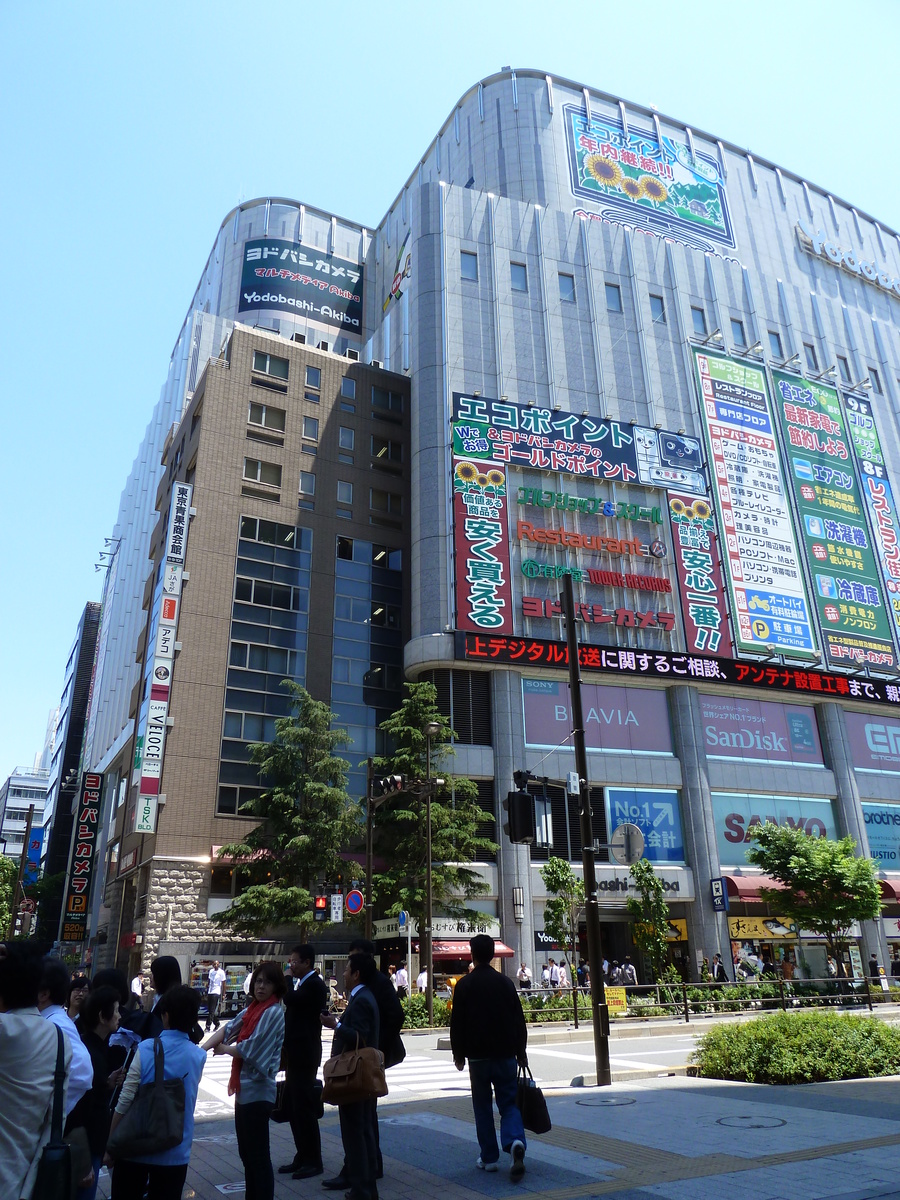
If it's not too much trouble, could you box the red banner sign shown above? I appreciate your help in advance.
[668,492,733,657]
[453,460,513,633]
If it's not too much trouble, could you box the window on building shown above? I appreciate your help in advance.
[649,294,665,324]
[372,386,403,414]
[371,436,403,463]
[304,391,320,405]
[460,251,478,281]
[338,426,355,451]
[558,273,576,303]
[337,481,353,505]
[730,318,746,347]
[341,377,356,399]
[252,350,289,379]
[302,416,319,441]
[510,262,528,292]
[869,366,883,394]
[247,402,286,432]
[299,471,316,496]
[243,458,282,487]
[370,488,402,515]
[802,342,817,371]
[305,365,321,389]
[691,306,707,337]
[605,283,622,313]
[837,355,851,383]
[768,330,783,359]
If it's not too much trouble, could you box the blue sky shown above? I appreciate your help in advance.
[1,0,898,781]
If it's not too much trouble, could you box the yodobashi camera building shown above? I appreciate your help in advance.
[88,69,900,984]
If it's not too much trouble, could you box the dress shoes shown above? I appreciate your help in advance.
[293,1165,324,1180]
[321,1175,349,1190]
[279,1162,302,1175]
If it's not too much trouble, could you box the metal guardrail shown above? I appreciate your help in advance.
[518,977,895,1024]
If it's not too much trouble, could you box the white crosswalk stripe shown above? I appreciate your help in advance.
[384,1055,471,1094]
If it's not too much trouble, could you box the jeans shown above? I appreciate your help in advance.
[234,1100,274,1200]
[206,993,221,1028]
[111,1160,188,1200]
[468,1057,526,1164]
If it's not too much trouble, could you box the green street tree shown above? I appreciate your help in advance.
[211,684,357,939]
[746,823,882,970]
[540,857,585,1023]
[626,858,671,982]
[0,855,16,937]
[371,682,495,925]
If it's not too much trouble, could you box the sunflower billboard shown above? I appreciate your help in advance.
[452,459,514,634]
[668,493,733,657]
[564,106,734,249]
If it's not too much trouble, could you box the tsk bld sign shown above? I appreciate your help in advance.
[796,219,900,300]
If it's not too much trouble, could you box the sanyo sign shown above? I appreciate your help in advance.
[796,218,900,300]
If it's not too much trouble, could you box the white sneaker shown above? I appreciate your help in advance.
[476,1158,499,1172]
[510,1139,526,1181]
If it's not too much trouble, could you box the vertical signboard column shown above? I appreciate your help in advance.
[771,371,896,669]
[61,773,103,943]
[693,350,817,659]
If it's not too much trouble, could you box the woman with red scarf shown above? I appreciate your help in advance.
[204,962,286,1200]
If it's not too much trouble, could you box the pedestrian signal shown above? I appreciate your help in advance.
[503,790,536,845]
[314,894,328,922]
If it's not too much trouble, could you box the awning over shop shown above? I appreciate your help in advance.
[879,879,900,904]
[431,940,515,959]
[724,874,784,902]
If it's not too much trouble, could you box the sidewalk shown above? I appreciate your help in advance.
[96,1072,900,1200]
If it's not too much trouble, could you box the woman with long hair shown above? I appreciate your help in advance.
[203,961,286,1200]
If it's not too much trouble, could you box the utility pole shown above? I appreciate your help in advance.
[364,759,375,941]
[8,804,35,939]
[561,574,612,1087]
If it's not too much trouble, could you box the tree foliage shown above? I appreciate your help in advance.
[210,685,356,938]
[371,682,495,923]
[626,858,671,982]
[746,823,882,959]
[540,857,584,972]
[0,855,16,939]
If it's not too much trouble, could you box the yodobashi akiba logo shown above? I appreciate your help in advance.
[238,238,363,330]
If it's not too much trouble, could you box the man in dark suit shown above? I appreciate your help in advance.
[321,938,404,1192]
[278,944,328,1180]
[451,934,528,1181]
[321,953,380,1200]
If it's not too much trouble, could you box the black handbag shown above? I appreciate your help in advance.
[32,1028,72,1200]
[515,1065,552,1135]
[106,1037,185,1159]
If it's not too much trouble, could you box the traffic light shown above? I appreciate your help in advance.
[314,894,328,922]
[503,789,536,845]
[376,774,406,795]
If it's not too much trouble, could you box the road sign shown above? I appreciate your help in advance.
[19,898,36,913]
[345,888,364,916]
[710,877,729,913]
[397,910,408,928]
[330,893,344,924]
[608,822,644,866]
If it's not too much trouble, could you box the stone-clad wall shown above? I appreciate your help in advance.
[139,857,230,968]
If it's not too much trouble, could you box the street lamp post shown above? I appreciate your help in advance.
[424,720,442,1027]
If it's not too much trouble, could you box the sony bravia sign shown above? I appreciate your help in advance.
[796,218,900,299]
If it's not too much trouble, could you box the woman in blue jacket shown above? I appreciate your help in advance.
[106,985,206,1200]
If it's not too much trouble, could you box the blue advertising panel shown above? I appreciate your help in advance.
[862,804,900,868]
[606,788,685,864]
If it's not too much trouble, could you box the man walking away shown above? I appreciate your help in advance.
[206,960,227,1031]
[450,934,528,1182]
[278,945,327,1181]
[415,966,428,994]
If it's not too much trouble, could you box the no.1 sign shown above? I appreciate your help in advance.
[345,889,365,916]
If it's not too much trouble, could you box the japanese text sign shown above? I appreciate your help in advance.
[453,459,513,633]
[61,772,103,942]
[699,693,823,767]
[607,787,685,863]
[668,492,733,657]
[239,238,363,330]
[165,483,192,565]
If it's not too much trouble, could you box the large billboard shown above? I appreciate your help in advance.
[712,792,837,866]
[862,803,900,866]
[607,788,685,864]
[563,106,734,249]
[700,693,823,767]
[522,678,672,753]
[452,459,513,634]
[845,710,900,773]
[61,773,103,943]
[845,393,900,640]
[694,350,817,659]
[771,371,896,669]
[668,492,733,657]
[239,238,363,331]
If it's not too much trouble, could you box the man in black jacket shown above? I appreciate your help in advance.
[279,944,328,1180]
[321,938,405,1192]
[451,935,528,1181]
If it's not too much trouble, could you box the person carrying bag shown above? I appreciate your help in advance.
[322,1031,387,1105]
[105,1038,184,1159]
[515,1065,552,1135]
[32,1028,71,1200]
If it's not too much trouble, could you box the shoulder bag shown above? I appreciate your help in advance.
[322,1032,387,1106]
[515,1064,552,1135]
[106,1037,185,1159]
[32,1027,72,1200]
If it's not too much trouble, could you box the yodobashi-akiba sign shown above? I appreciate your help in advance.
[845,710,900,773]
[239,238,363,329]
[522,678,673,753]
[796,219,900,300]
[700,693,823,767]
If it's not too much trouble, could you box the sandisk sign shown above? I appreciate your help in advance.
[796,218,900,300]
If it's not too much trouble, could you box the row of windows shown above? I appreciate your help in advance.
[239,515,312,551]
[248,407,403,464]
[8,787,46,800]
[228,641,303,674]
[234,576,307,612]
[251,350,406,410]
[336,537,402,571]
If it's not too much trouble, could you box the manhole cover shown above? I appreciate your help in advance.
[576,1096,637,1107]
[717,1115,786,1129]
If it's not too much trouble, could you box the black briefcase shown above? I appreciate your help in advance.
[515,1065,552,1135]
